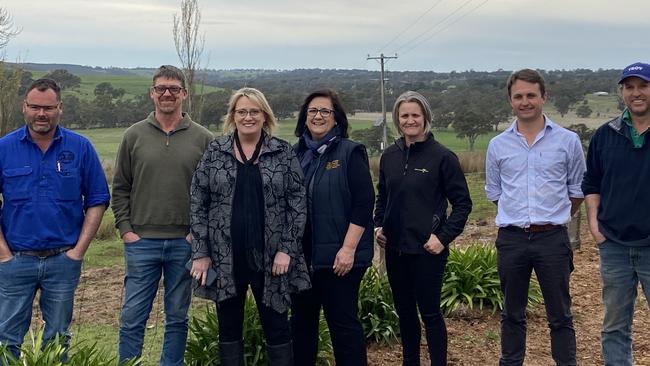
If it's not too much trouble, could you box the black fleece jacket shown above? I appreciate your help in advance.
[374,133,472,254]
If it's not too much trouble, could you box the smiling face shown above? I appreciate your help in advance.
[305,96,336,141]
[509,79,546,124]
[23,88,62,139]
[398,101,427,144]
[150,76,187,115]
[233,96,265,139]
[621,76,650,118]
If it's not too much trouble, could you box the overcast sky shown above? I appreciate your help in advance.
[3,0,648,72]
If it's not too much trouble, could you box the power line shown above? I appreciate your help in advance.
[392,0,475,55]
[400,0,489,57]
[378,0,446,53]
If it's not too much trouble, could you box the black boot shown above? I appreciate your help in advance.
[266,341,293,366]
[219,340,244,366]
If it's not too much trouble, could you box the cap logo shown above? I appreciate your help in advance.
[628,66,644,71]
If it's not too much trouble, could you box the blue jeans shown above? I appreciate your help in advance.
[0,251,82,359]
[599,240,650,366]
[118,238,192,366]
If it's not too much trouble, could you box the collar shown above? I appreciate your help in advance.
[506,115,555,134]
[622,109,632,127]
[18,125,63,143]
[395,132,434,151]
[147,112,192,132]
[218,132,283,156]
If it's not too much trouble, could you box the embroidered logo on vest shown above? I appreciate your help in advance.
[414,168,429,173]
[326,160,341,170]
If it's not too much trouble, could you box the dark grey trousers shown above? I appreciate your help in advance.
[496,227,576,366]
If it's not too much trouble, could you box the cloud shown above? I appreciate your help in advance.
[3,0,650,71]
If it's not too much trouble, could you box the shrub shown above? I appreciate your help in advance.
[0,330,140,366]
[358,266,400,344]
[441,244,542,315]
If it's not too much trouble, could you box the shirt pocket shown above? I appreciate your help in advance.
[55,168,81,201]
[2,167,33,202]
[536,152,566,181]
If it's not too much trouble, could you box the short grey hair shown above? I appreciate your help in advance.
[392,90,432,136]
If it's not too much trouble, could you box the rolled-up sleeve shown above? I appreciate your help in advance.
[567,134,586,198]
[81,140,110,208]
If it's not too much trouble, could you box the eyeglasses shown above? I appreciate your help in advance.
[307,107,334,118]
[24,102,60,113]
[151,85,184,95]
[234,109,262,118]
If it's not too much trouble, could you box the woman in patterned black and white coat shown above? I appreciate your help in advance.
[189,87,310,366]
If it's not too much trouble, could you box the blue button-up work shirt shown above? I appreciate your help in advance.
[0,126,110,250]
[485,117,586,228]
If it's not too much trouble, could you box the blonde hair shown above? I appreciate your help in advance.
[223,87,276,136]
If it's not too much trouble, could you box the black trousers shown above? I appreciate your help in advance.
[386,249,448,366]
[216,270,290,346]
[496,227,576,366]
[290,267,367,366]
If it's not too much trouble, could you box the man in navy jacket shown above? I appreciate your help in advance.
[582,62,650,366]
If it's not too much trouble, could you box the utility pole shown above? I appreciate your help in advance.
[367,53,397,150]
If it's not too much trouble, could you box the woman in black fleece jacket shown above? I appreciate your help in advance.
[374,90,472,366]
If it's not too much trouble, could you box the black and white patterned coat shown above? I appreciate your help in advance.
[189,134,311,313]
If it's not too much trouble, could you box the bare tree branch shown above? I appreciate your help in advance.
[0,7,21,50]
[172,0,205,118]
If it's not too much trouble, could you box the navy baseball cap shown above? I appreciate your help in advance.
[618,62,650,84]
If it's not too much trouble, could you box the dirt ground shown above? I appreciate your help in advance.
[68,220,650,365]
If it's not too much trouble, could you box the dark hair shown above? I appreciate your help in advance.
[506,69,546,97]
[25,79,62,101]
[152,65,186,88]
[294,89,349,138]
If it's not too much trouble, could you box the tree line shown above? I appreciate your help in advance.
[0,66,621,149]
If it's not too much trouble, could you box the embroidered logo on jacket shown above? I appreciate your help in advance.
[326,160,341,170]
[414,168,429,173]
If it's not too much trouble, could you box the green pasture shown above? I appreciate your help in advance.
[78,120,497,162]
[29,70,221,101]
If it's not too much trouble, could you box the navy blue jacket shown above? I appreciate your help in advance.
[296,137,375,270]
[582,115,650,246]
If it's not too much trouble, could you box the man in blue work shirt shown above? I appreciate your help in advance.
[0,79,110,359]
[485,69,586,366]
[583,62,650,366]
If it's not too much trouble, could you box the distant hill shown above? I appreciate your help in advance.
[14,62,152,77]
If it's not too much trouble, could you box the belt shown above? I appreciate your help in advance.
[504,224,563,233]
[17,245,74,258]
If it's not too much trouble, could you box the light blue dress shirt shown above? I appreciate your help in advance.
[485,117,586,228]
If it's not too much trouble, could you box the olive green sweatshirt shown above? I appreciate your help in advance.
[112,112,213,238]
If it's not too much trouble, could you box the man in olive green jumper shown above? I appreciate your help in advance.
[112,65,213,366]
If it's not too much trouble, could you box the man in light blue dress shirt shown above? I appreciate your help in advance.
[485,69,586,366]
